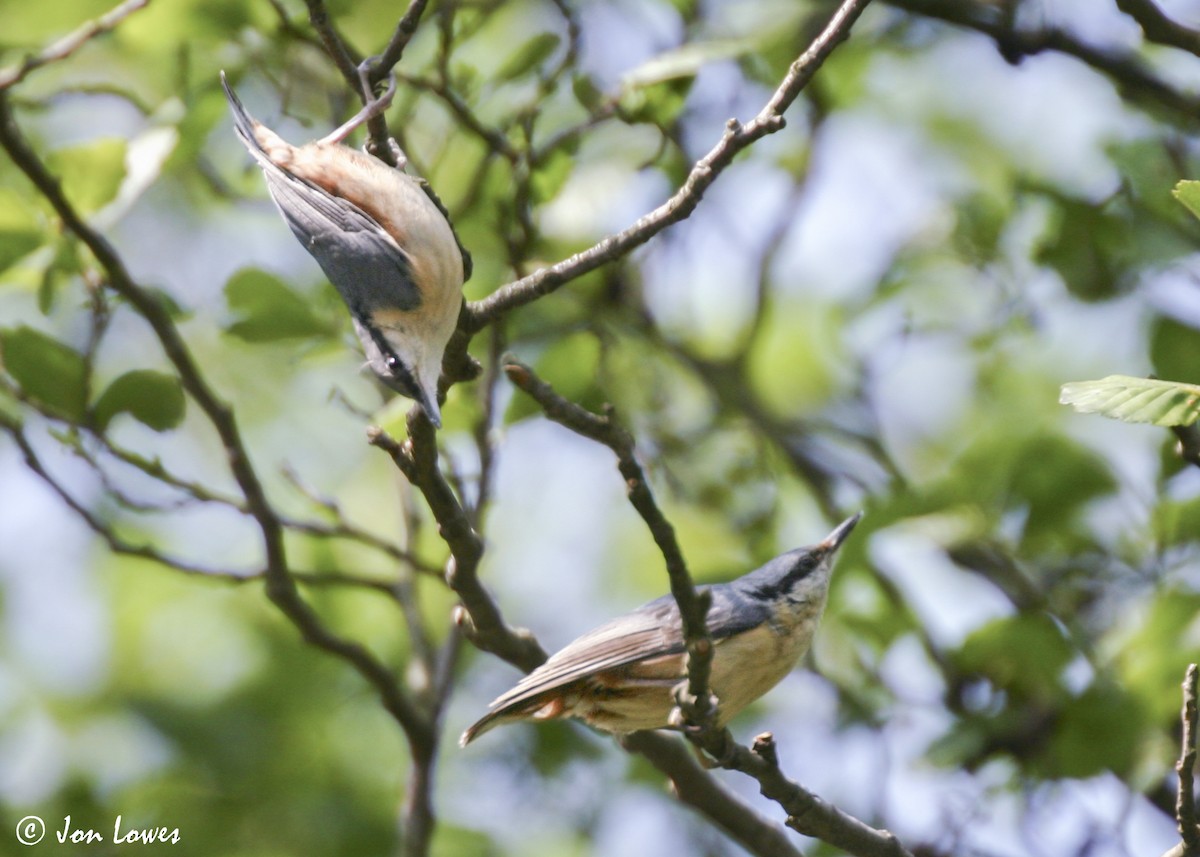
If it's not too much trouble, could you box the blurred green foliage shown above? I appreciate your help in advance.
[2,0,1200,856]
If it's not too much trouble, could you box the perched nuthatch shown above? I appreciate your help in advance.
[460,513,861,746]
[221,72,465,427]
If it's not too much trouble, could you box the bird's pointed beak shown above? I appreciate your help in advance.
[416,382,442,429]
[820,512,863,552]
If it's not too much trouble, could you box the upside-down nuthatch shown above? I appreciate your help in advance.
[221,71,465,427]
[460,513,861,746]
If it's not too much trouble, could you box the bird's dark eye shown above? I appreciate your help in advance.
[385,354,399,369]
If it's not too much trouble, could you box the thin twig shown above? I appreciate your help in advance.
[398,72,521,161]
[738,732,912,855]
[368,422,547,672]
[91,421,439,573]
[631,321,842,520]
[620,731,805,857]
[628,729,914,856]
[1176,664,1200,855]
[372,0,432,83]
[0,0,150,90]
[2,417,240,576]
[302,0,362,87]
[266,0,325,51]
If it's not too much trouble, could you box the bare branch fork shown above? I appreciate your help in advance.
[368,418,548,673]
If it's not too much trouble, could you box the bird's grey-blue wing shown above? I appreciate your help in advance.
[221,73,420,317]
[257,170,422,316]
[484,584,772,715]
[482,599,682,714]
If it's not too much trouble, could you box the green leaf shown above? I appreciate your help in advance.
[571,74,604,111]
[36,239,85,314]
[1034,197,1124,301]
[618,78,691,126]
[1048,682,1143,778]
[505,333,602,425]
[1008,433,1116,541]
[0,382,20,426]
[956,613,1072,699]
[0,326,87,422]
[1154,497,1200,549]
[496,32,560,82]
[1172,179,1200,222]
[430,824,497,857]
[0,188,44,274]
[529,147,575,206]
[95,124,180,228]
[951,191,1010,263]
[46,138,127,215]
[224,268,336,342]
[1114,588,1200,721]
[747,300,841,415]
[1059,375,1200,427]
[371,395,418,439]
[621,39,755,88]
[93,370,185,432]
[1150,315,1200,382]
[0,228,44,277]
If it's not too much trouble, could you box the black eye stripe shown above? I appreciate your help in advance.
[358,314,420,397]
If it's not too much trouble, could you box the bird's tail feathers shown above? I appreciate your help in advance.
[460,693,567,747]
[459,710,507,747]
[220,71,274,160]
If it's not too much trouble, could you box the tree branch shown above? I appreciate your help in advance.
[885,0,1200,122]
[371,388,827,857]
[368,421,547,672]
[463,0,875,331]
[1165,664,1200,857]
[302,0,362,87]
[1115,0,1200,56]
[371,0,431,84]
[0,0,150,91]
[621,731,805,857]
[675,730,913,857]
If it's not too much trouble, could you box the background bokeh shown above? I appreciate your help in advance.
[3,0,1200,855]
